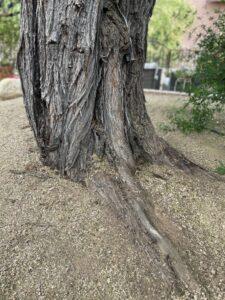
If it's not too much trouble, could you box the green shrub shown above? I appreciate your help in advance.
[172,11,225,133]
[159,122,175,133]
[171,101,215,133]
[215,162,225,176]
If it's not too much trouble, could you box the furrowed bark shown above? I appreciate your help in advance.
[18,0,102,179]
[18,0,203,178]
[18,0,208,294]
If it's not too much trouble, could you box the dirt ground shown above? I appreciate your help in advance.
[146,95,225,170]
[0,97,225,299]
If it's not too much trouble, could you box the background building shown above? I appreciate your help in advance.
[182,0,225,50]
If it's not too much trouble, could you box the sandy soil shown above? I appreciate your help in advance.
[0,98,177,300]
[144,96,225,299]
[0,97,225,299]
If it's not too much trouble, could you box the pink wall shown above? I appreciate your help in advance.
[182,0,225,50]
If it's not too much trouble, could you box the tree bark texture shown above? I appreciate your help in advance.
[17,1,209,292]
[18,0,182,180]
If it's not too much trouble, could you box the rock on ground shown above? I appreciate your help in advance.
[0,78,23,100]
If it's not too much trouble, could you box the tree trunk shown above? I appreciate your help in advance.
[17,1,209,293]
[18,0,185,180]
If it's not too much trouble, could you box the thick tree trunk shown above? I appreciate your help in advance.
[18,0,181,180]
[17,1,210,293]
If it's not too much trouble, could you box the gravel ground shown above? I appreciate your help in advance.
[0,98,177,300]
[143,96,225,299]
[0,97,224,299]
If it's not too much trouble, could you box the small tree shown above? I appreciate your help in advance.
[147,0,194,65]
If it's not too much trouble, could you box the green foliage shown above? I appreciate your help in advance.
[0,0,20,65]
[147,0,195,63]
[159,122,175,133]
[215,162,225,176]
[193,12,225,107]
[171,103,214,133]
[172,12,225,133]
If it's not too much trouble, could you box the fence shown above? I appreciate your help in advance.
[147,46,197,70]
[145,41,198,92]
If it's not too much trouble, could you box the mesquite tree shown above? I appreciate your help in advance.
[18,1,205,292]
[18,0,193,180]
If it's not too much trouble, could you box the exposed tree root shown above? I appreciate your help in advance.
[88,164,205,296]
[160,139,225,182]
[17,1,222,296]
